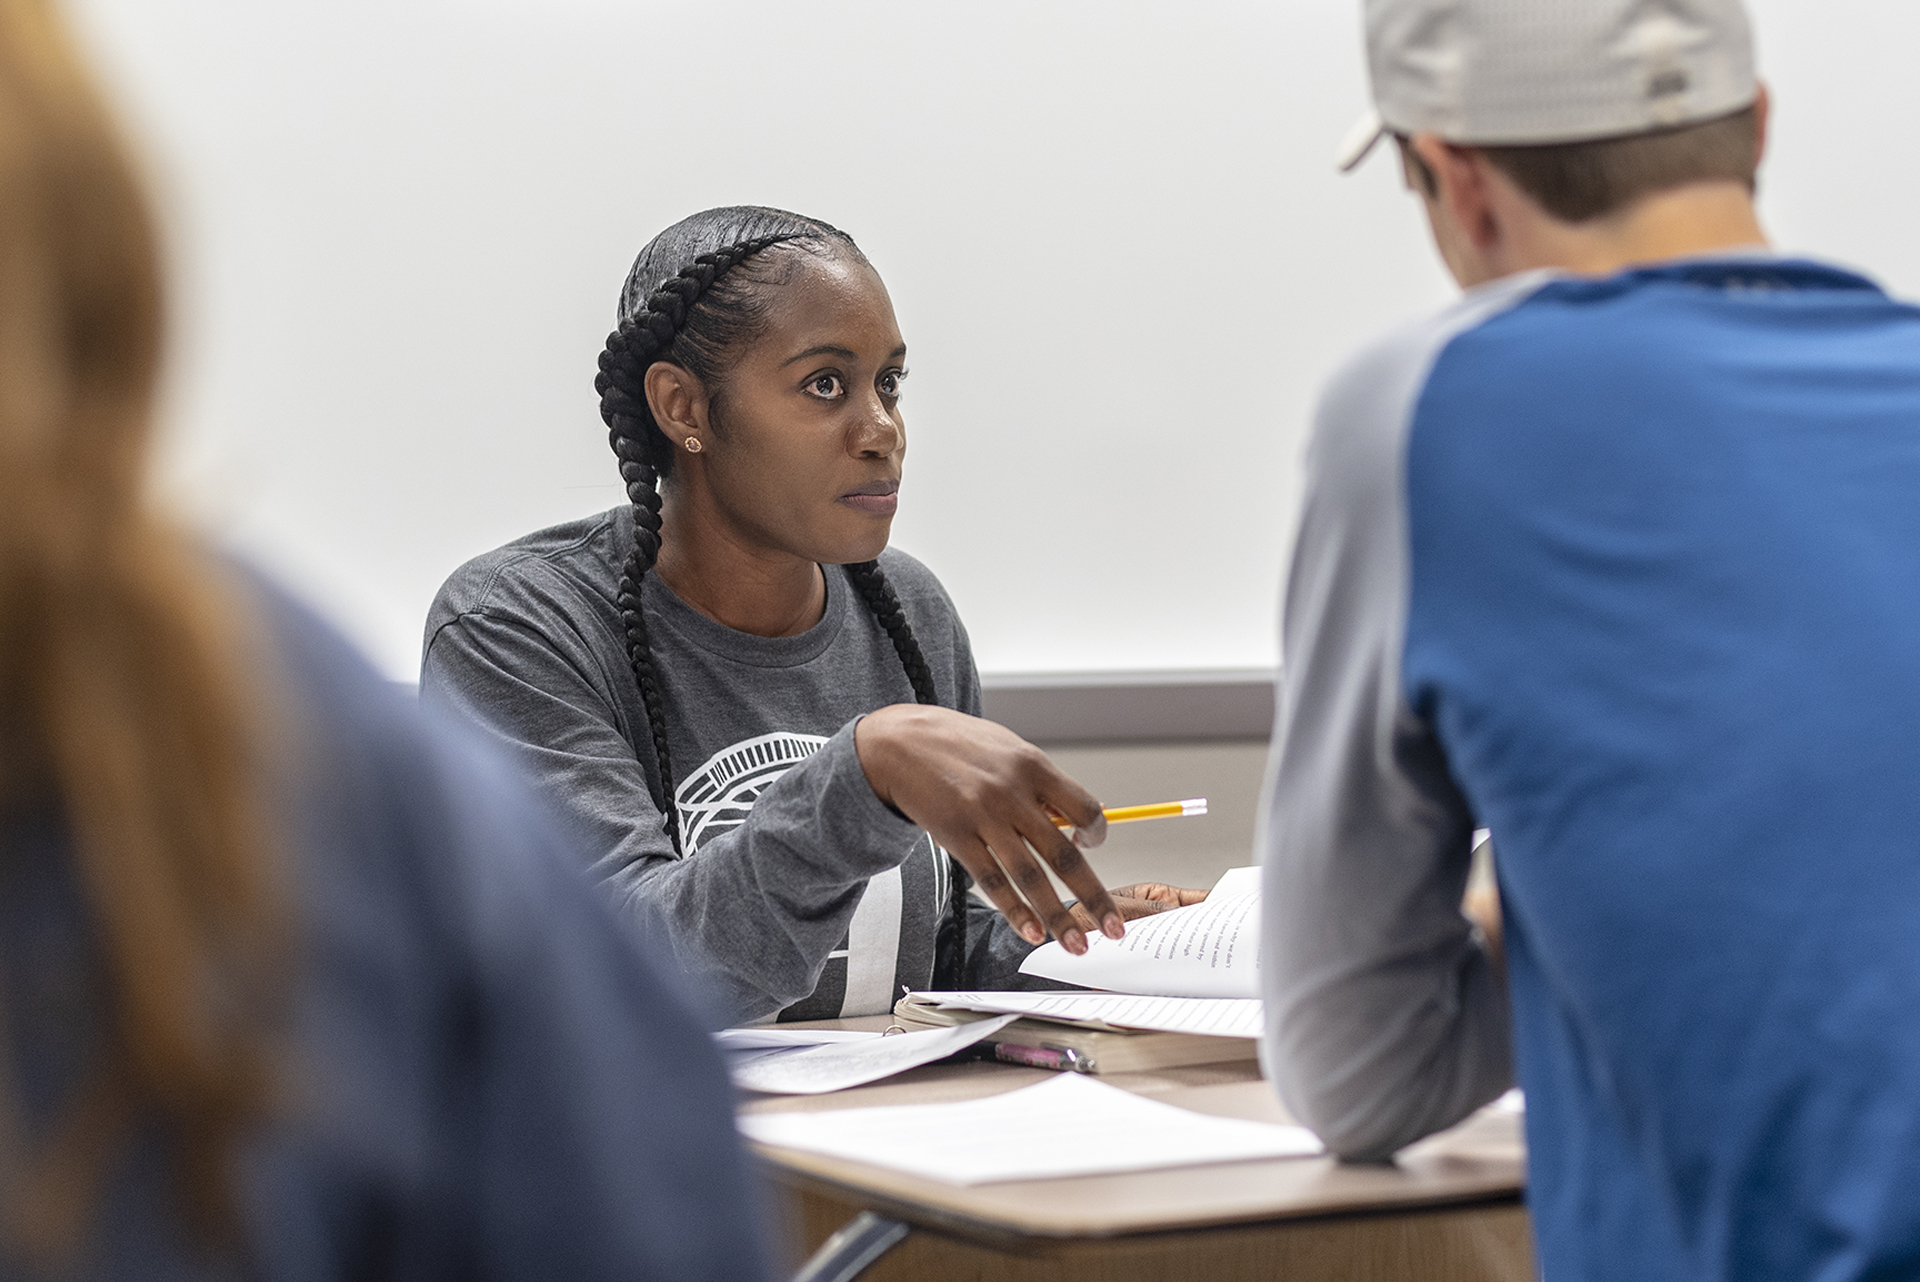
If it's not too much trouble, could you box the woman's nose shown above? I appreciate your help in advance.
[850,399,902,457]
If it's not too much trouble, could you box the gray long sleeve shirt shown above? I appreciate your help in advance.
[422,507,1037,1024]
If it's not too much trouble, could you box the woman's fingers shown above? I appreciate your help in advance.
[849,705,1127,949]
[947,836,1046,945]
[950,832,1096,953]
[985,821,1092,953]
[1011,808,1123,941]
[953,822,1117,954]
[1043,779,1109,850]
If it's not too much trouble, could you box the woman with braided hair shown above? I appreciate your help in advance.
[425,207,1198,1024]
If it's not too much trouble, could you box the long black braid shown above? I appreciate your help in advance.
[594,233,793,854]
[845,559,969,986]
[844,561,938,706]
[594,206,970,988]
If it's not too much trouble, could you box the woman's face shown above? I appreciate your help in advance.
[678,251,908,567]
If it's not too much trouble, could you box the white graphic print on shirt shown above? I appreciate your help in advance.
[674,731,908,1016]
[675,730,829,850]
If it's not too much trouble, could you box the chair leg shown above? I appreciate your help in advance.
[791,1210,911,1282]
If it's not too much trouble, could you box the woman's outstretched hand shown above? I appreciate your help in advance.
[1071,883,1210,933]
[1111,882,1211,917]
[854,704,1123,954]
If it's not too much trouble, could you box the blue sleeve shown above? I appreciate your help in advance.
[253,581,774,1281]
[435,727,773,1281]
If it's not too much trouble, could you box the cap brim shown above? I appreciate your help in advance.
[1335,108,1387,173]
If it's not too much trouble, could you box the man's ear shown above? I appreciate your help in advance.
[1751,82,1771,173]
[1411,133,1502,251]
[644,362,711,452]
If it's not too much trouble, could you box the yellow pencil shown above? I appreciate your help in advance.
[1052,798,1208,828]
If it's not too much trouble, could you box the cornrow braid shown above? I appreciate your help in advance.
[844,559,969,989]
[595,235,794,855]
[844,560,939,706]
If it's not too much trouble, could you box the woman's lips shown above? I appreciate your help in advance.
[841,492,898,517]
[841,481,899,517]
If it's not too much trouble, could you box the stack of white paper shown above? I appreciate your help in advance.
[739,1072,1322,1184]
[910,991,1262,1039]
[721,1016,1017,1095]
[713,1028,880,1054]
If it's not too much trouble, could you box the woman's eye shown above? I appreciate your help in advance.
[879,369,908,398]
[807,374,844,399]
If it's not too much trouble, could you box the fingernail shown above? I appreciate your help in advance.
[1103,914,1125,939]
[1022,922,1045,944]
[1065,929,1087,954]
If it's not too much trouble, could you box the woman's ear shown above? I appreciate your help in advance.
[644,361,711,454]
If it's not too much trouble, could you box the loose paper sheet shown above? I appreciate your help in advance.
[910,990,1262,1039]
[727,1015,1018,1095]
[714,1028,880,1053]
[1020,865,1261,997]
[739,1071,1322,1184]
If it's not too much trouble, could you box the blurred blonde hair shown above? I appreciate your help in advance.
[0,0,281,1260]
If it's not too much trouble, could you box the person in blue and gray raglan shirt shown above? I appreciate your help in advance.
[1260,2,1920,1279]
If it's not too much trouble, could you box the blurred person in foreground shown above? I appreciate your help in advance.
[1260,1,1920,1278]
[0,1,768,1277]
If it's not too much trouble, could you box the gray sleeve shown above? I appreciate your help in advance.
[423,610,921,1025]
[1258,289,1538,1161]
[952,632,983,718]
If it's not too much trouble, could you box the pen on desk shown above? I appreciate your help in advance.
[1052,798,1208,829]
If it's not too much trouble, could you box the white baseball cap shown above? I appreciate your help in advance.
[1338,0,1759,172]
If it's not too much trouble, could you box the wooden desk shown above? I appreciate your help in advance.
[741,1020,1533,1281]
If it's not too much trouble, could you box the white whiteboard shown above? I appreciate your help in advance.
[66,0,1920,680]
